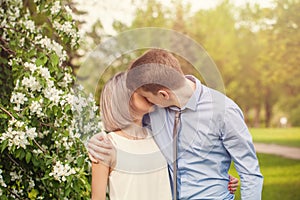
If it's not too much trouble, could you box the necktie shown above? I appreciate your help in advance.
[172,110,181,200]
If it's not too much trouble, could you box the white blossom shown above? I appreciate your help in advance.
[15,121,25,128]
[54,117,63,127]
[8,119,17,126]
[23,20,35,33]
[43,86,63,105]
[32,149,43,154]
[35,37,67,62]
[39,67,51,79]
[65,93,74,105]
[58,73,73,87]
[13,105,21,112]
[62,137,73,150]
[63,73,72,84]
[38,130,49,138]
[1,18,7,27]
[28,178,35,190]
[50,1,61,15]
[26,127,37,139]
[78,85,84,91]
[10,92,28,105]
[21,76,42,92]
[8,59,13,66]
[49,161,76,182]
[71,95,88,113]
[24,62,37,73]
[53,21,73,35]
[10,171,22,181]
[64,5,72,15]
[0,127,29,149]
[52,40,67,61]
[47,80,55,88]
[29,100,44,117]
[19,37,25,47]
[66,153,75,163]
[0,170,7,188]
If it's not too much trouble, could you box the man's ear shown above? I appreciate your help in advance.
[157,90,170,100]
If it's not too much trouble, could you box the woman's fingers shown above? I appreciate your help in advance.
[228,175,239,194]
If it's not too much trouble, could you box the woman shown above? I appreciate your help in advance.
[91,72,238,200]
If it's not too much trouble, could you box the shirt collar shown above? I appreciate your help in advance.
[180,75,201,111]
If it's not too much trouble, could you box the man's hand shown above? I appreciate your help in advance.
[87,132,116,167]
[228,175,239,194]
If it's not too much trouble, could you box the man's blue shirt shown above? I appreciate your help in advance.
[147,76,263,200]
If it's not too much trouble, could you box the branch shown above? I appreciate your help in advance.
[0,37,16,55]
[0,106,15,119]
[6,188,21,199]
[33,138,47,153]
[0,44,15,54]
[40,122,54,127]
[6,153,26,173]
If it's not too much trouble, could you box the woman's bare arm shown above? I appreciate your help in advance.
[92,161,110,200]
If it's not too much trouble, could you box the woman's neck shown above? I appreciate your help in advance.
[118,122,147,140]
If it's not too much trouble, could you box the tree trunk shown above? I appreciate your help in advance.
[244,106,249,126]
[254,104,261,128]
[265,88,272,127]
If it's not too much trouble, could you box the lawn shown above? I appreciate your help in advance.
[229,153,300,200]
[250,128,300,147]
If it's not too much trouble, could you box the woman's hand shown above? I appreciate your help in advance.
[228,175,239,194]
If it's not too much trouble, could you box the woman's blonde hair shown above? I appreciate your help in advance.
[100,72,133,132]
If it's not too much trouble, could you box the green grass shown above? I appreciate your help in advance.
[250,128,300,147]
[229,153,300,200]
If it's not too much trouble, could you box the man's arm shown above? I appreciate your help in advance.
[221,104,263,200]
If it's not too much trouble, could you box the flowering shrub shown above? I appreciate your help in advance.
[0,0,103,199]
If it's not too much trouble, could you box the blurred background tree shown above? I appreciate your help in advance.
[75,0,300,127]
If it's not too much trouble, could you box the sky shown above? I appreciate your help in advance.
[74,0,275,34]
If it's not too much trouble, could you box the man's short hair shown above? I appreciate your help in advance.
[126,49,185,94]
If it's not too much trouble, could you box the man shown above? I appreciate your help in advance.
[88,49,263,199]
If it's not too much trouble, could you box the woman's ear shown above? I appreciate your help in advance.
[158,90,170,100]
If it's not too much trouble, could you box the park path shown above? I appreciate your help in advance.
[254,143,300,160]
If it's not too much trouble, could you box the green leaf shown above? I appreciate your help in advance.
[57,72,64,81]
[15,148,23,158]
[64,104,71,113]
[77,156,84,166]
[1,139,8,153]
[65,187,71,196]
[28,188,39,199]
[0,113,8,119]
[50,54,59,67]
[36,55,48,66]
[45,158,53,166]
[26,151,32,163]
[19,149,26,160]
[32,156,39,167]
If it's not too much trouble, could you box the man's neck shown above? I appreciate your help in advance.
[173,78,196,108]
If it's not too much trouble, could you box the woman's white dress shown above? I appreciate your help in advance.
[108,132,172,200]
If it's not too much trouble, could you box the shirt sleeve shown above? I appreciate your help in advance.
[221,102,263,200]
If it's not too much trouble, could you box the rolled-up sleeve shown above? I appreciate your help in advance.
[221,103,263,200]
